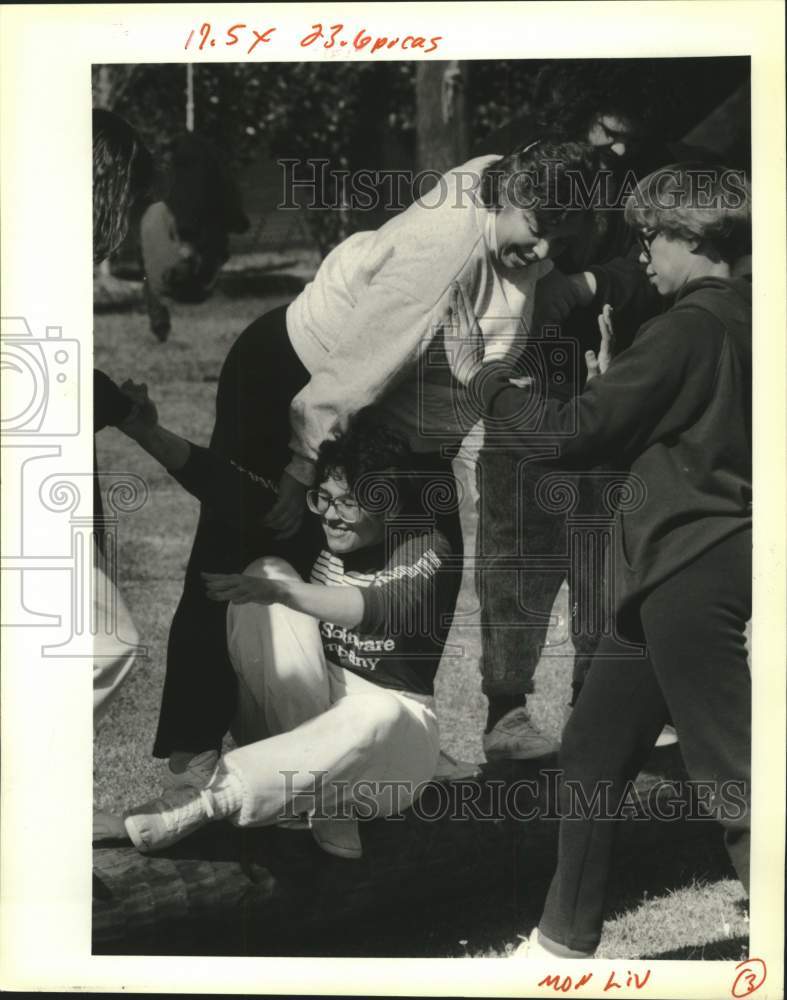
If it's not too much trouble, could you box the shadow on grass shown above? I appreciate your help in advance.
[93,756,746,958]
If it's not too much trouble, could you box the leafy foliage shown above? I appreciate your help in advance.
[94,61,540,253]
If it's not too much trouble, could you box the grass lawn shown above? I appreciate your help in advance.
[94,283,748,960]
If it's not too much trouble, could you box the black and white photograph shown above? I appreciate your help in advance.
[1,4,784,996]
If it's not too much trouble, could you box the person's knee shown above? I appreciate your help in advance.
[345,694,405,748]
[243,556,300,582]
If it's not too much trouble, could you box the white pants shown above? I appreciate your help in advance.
[220,558,441,828]
[93,560,138,728]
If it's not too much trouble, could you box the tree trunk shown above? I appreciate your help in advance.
[415,61,470,177]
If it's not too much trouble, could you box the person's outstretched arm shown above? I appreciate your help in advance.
[471,307,722,468]
[203,570,365,628]
[117,380,277,520]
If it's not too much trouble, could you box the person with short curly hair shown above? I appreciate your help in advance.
[107,412,458,860]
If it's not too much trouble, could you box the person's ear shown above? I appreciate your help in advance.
[688,236,712,258]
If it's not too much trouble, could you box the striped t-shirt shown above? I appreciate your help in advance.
[309,530,457,696]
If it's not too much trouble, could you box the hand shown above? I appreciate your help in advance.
[262,470,306,539]
[531,268,587,330]
[202,571,284,606]
[585,304,615,383]
[118,379,159,438]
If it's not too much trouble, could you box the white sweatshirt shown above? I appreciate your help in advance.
[285,155,552,485]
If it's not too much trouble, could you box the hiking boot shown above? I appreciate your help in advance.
[432,749,481,782]
[124,786,217,853]
[483,707,558,761]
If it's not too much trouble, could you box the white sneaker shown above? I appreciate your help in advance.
[432,749,481,782]
[483,707,559,761]
[513,928,558,958]
[161,749,220,791]
[512,927,595,959]
[124,787,216,853]
[311,817,362,859]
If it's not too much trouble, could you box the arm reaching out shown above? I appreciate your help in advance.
[203,571,365,628]
[117,380,277,520]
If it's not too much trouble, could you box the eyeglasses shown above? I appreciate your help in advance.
[636,228,659,261]
[306,489,362,523]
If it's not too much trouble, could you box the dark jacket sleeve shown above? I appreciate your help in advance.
[94,369,134,432]
[472,307,723,468]
[358,532,455,638]
[170,444,278,520]
[587,246,664,333]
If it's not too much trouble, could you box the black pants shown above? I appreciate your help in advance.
[153,305,319,756]
[539,528,752,953]
[476,448,607,698]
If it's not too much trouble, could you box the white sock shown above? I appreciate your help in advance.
[204,764,243,819]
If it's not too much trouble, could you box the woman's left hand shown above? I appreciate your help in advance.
[202,571,284,605]
[585,304,615,382]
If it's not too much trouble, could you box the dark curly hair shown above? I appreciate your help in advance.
[93,108,153,263]
[315,409,416,517]
[530,60,663,142]
[480,139,604,229]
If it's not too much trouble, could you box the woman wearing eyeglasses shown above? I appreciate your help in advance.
[104,413,455,860]
[467,163,752,958]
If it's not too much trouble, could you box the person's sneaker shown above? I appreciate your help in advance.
[654,724,679,748]
[432,749,481,782]
[512,927,594,959]
[161,749,220,792]
[311,817,362,860]
[513,928,558,958]
[124,787,216,853]
[483,707,559,761]
[276,812,312,830]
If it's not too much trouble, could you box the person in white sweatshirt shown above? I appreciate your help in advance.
[151,139,601,786]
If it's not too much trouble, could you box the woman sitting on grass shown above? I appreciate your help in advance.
[465,162,752,958]
[100,412,457,860]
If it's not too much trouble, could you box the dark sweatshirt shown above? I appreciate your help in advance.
[471,276,751,623]
[310,531,456,696]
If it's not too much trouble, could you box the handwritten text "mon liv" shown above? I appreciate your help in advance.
[538,969,652,993]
